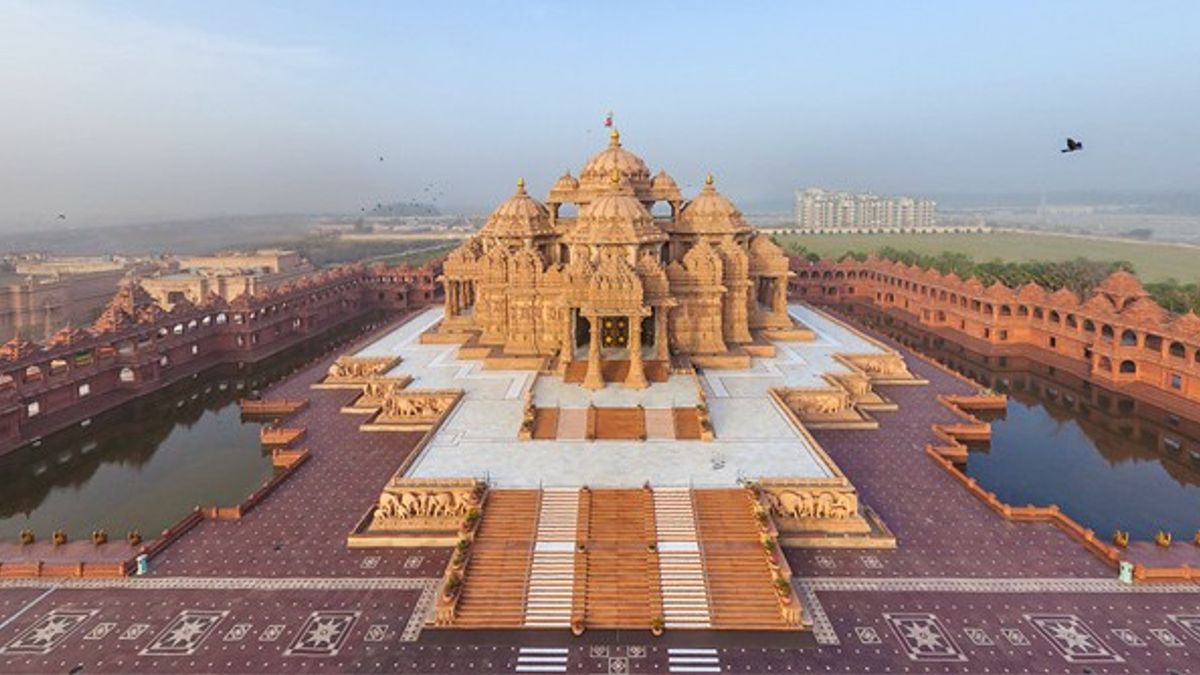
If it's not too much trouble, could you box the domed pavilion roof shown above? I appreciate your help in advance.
[479,178,555,241]
[565,171,667,246]
[675,175,752,236]
[578,130,652,193]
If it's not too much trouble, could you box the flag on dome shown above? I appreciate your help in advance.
[603,111,613,127]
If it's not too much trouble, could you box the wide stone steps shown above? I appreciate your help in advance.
[583,488,659,629]
[452,490,539,628]
[449,488,799,632]
[693,490,789,630]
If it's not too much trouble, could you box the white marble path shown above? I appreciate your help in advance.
[351,305,886,488]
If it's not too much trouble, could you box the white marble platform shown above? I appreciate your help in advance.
[351,304,887,488]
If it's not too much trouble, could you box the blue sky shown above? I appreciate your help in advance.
[1,1,1197,226]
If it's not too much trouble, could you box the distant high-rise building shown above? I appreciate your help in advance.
[794,188,937,232]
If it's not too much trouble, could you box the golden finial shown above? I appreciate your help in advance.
[705,174,714,186]
[516,177,526,191]
[609,128,620,146]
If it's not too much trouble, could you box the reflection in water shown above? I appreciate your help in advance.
[855,309,1200,540]
[0,312,392,540]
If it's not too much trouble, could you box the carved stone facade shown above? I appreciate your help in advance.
[756,478,871,536]
[367,478,485,532]
[318,355,403,388]
[437,130,792,389]
[373,390,460,429]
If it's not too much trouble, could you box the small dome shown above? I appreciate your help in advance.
[651,170,678,191]
[578,129,651,190]
[479,178,554,240]
[677,175,751,235]
[552,170,579,192]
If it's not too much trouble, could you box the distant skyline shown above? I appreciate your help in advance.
[1,1,1198,230]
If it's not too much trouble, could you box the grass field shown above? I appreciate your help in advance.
[773,231,1200,284]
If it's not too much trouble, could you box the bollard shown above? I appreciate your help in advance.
[1118,561,1133,585]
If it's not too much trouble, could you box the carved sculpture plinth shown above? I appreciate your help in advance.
[341,375,413,414]
[313,355,403,389]
[836,352,926,385]
[347,478,486,548]
[756,478,872,537]
[361,389,462,432]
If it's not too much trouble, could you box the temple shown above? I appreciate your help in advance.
[438,129,792,388]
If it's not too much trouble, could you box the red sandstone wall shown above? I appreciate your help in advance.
[0,260,443,455]
[788,257,1200,407]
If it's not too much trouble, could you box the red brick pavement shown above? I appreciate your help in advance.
[786,313,1116,579]
[148,312,450,579]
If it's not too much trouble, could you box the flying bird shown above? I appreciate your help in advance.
[379,156,385,162]
[1061,138,1083,153]
[57,213,67,220]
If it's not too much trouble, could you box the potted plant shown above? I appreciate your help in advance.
[52,529,67,546]
[92,529,108,545]
[19,529,34,546]
[127,530,142,546]
[754,509,770,528]
[442,573,463,602]
[570,618,585,636]
[650,616,665,637]
[774,576,792,603]
[647,542,657,553]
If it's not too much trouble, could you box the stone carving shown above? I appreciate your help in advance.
[323,356,402,385]
[368,479,484,531]
[840,353,915,381]
[381,393,452,420]
[370,390,461,429]
[355,376,411,408]
[764,488,856,521]
[784,389,849,416]
[755,478,871,536]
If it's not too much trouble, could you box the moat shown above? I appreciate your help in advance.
[0,313,391,540]
[857,309,1200,541]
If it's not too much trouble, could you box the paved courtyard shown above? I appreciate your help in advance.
[2,305,1199,674]
[363,306,890,488]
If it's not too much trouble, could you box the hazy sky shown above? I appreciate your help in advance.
[1,1,1198,229]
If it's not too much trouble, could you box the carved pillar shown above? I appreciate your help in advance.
[583,313,604,390]
[626,313,647,389]
[558,310,574,373]
[773,275,788,314]
[654,307,669,361]
[447,281,458,316]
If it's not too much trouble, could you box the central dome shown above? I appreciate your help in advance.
[578,130,652,190]
[566,173,666,246]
